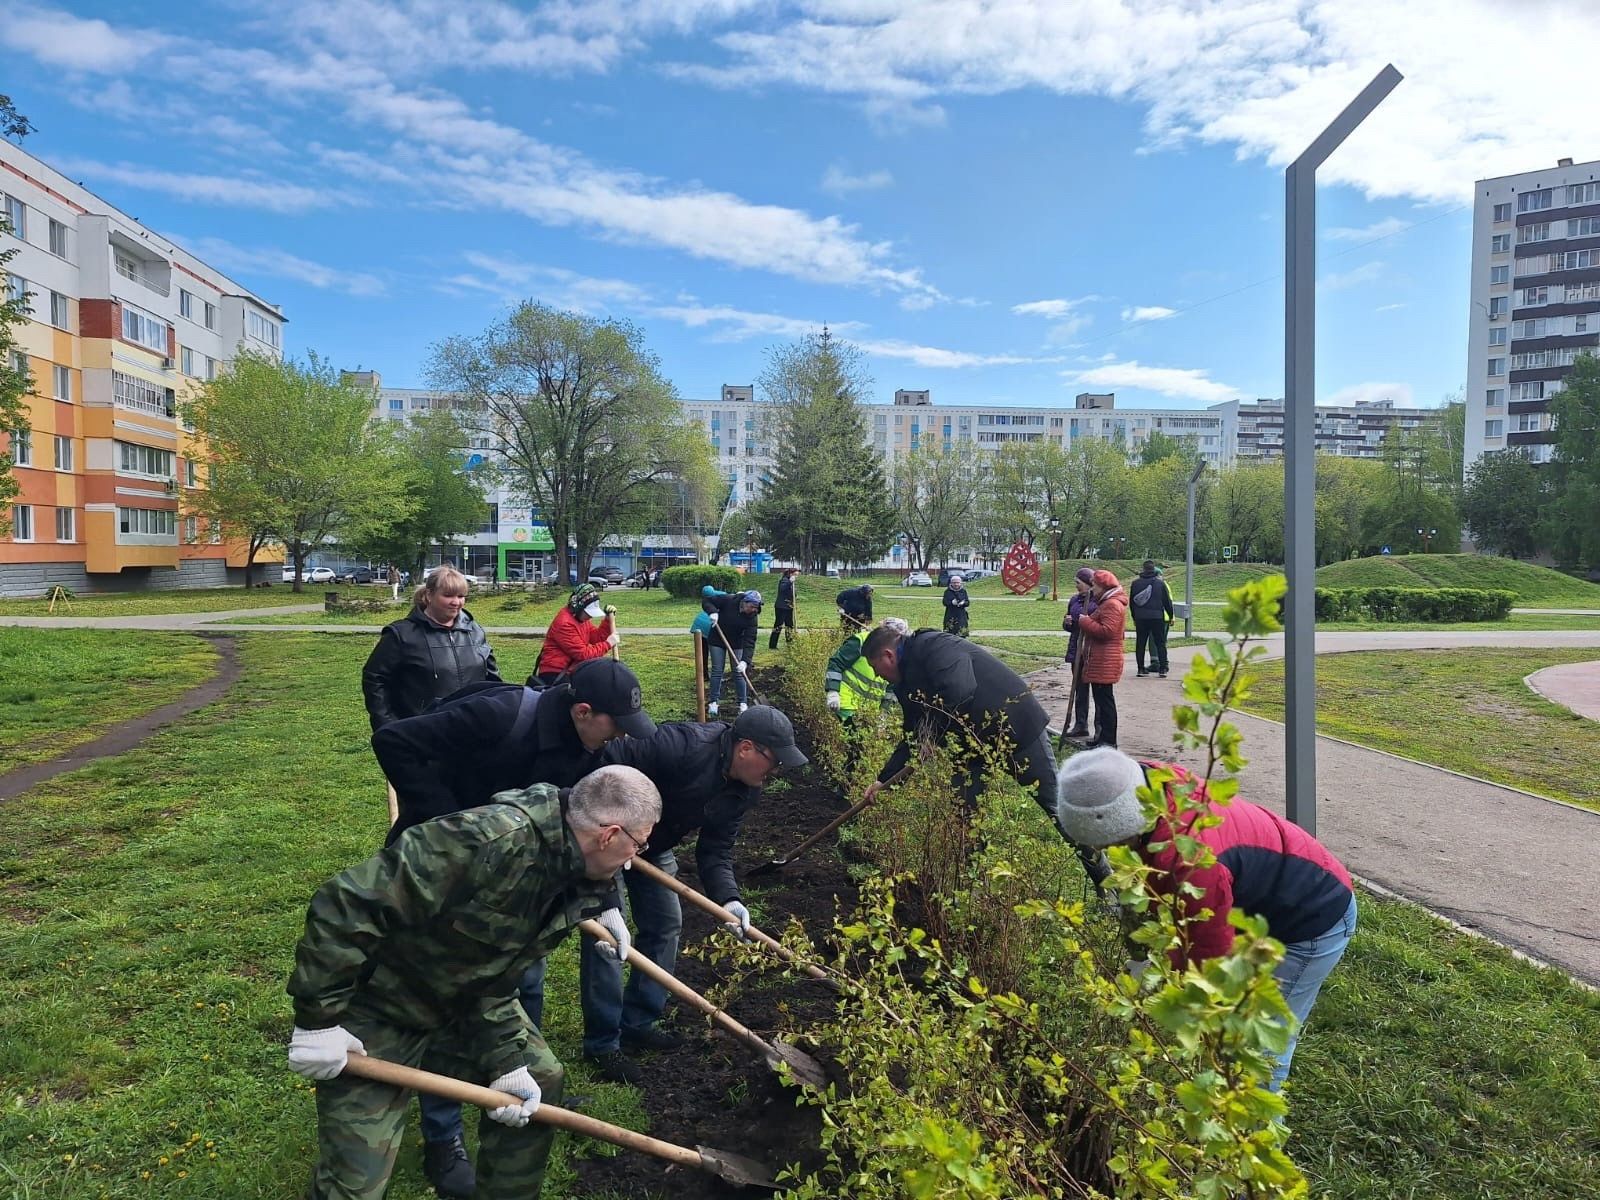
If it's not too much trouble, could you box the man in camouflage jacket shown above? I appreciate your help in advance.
[285,767,661,1200]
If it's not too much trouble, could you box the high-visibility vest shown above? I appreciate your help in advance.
[827,634,889,714]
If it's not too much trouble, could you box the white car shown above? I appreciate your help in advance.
[425,565,483,585]
[282,565,337,584]
[903,571,933,587]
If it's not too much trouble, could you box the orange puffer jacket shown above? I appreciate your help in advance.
[1076,585,1127,684]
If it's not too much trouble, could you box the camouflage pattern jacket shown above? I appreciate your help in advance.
[287,784,609,1078]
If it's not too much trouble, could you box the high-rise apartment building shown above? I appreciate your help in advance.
[1221,396,1442,462]
[1,140,286,596]
[1466,157,1600,473]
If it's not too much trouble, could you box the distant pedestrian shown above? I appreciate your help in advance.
[837,582,874,630]
[532,584,618,685]
[1065,568,1126,748]
[1130,560,1174,678]
[1056,748,1356,1093]
[769,567,798,649]
[1060,567,1098,743]
[942,573,971,637]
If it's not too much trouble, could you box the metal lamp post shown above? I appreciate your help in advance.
[746,526,755,572]
[1185,460,1207,639]
[1283,64,1403,835]
[1049,516,1062,600]
[1417,526,1437,552]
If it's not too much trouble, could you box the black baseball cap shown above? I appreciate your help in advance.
[731,705,808,768]
[568,659,655,738]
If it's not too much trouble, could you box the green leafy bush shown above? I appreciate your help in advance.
[1313,586,1515,622]
[660,564,744,599]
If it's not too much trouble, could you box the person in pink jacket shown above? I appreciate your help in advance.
[1066,568,1126,747]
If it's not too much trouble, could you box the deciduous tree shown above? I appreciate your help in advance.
[1546,353,1600,568]
[1461,448,1548,559]
[891,444,982,570]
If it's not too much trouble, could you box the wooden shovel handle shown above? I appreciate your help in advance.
[771,763,913,866]
[579,920,774,1060]
[626,858,831,984]
[711,620,764,705]
[340,1054,701,1168]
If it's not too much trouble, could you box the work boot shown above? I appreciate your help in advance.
[422,1136,476,1199]
[1063,726,1090,739]
[621,1025,685,1052]
[584,1049,644,1085]
[707,701,719,717]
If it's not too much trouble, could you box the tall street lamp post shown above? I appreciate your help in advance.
[1048,515,1061,601]
[1416,526,1437,552]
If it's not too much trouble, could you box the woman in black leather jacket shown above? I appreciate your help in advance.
[361,567,501,732]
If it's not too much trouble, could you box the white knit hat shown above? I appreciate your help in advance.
[1055,747,1150,848]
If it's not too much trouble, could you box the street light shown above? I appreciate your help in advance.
[746,526,756,571]
[1185,460,1207,638]
[1108,535,1128,559]
[1048,516,1062,600]
[1416,526,1437,552]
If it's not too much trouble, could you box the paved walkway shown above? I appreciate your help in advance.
[1029,638,1600,985]
[1526,662,1600,721]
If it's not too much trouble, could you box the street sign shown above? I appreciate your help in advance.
[1222,545,1237,560]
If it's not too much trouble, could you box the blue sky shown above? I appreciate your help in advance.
[4,1,1595,410]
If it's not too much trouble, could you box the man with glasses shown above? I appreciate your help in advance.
[582,705,808,1082]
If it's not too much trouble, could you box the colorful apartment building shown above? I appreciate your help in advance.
[1,140,285,596]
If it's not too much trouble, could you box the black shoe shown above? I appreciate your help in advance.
[1083,740,1117,750]
[1158,671,1168,678]
[585,1049,645,1084]
[1136,670,1149,677]
[422,1136,476,1200]
[1063,727,1091,739]
[620,1025,685,1052]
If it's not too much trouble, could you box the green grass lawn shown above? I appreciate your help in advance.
[1240,648,1600,810]
[1317,553,1600,606]
[0,586,339,617]
[0,631,703,1200]
[0,629,219,768]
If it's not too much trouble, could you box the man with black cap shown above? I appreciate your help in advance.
[583,704,808,1082]
[703,587,763,716]
[374,658,656,844]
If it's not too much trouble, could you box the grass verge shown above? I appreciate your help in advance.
[0,629,217,768]
[0,586,344,617]
[0,630,701,1199]
[1240,648,1600,811]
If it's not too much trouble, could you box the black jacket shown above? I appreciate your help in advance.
[776,575,795,610]
[375,682,599,842]
[598,721,760,904]
[707,592,759,656]
[879,630,1049,783]
[837,585,874,622]
[361,607,500,731]
[1129,571,1174,621]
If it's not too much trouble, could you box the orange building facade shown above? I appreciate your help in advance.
[2,142,285,595]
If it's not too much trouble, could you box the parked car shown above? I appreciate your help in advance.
[282,565,336,584]
[424,565,483,586]
[589,566,627,585]
[585,573,612,589]
[903,571,933,587]
[338,567,384,585]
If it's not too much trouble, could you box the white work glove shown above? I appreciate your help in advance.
[734,659,747,675]
[825,692,841,711]
[287,1024,366,1080]
[594,906,631,962]
[722,900,752,941]
[486,1067,541,1126]
[709,612,719,625]
[605,631,620,648]
[836,606,846,618]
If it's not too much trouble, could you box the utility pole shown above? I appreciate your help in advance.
[1185,460,1206,639]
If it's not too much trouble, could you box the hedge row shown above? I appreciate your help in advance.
[1314,585,1516,622]
[659,564,745,598]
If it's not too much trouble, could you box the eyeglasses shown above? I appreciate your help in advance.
[615,825,649,854]
[755,744,783,775]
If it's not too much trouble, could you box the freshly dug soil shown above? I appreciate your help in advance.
[572,710,854,1197]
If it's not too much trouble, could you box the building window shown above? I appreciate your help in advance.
[50,364,71,402]
[1518,189,1552,213]
[1568,216,1600,238]
[1518,222,1551,244]
[1488,326,1507,346]
[55,506,75,541]
[1514,412,1543,433]
[118,507,177,536]
[247,311,280,348]
[6,272,29,309]
[180,347,196,376]
[53,435,72,471]
[1487,357,1505,376]
[2,194,24,238]
[184,459,197,487]
[118,441,176,477]
[46,218,67,258]
[1515,286,1547,308]
[203,301,217,331]
[11,503,33,541]
[207,518,221,544]
[1493,202,1512,222]
[48,291,69,330]
[1490,265,1510,285]
[1577,314,1589,333]
[179,290,194,319]
[388,397,403,412]
[1485,388,1504,407]
[1514,382,1546,401]
[1484,419,1503,438]
[1559,249,1600,271]
[10,426,31,466]
[1491,233,1510,253]
[1567,182,1600,206]
[205,356,216,381]
[112,371,170,416]
[121,303,169,352]
[183,515,198,543]
[1488,296,1508,318]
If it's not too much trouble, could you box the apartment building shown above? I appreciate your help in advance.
[1466,156,1600,472]
[1,140,285,596]
[1219,396,1442,463]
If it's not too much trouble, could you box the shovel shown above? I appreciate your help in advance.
[749,765,911,877]
[580,919,828,1090]
[341,1054,778,1190]
[711,620,765,706]
[626,858,839,990]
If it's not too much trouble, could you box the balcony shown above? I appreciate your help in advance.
[115,257,170,297]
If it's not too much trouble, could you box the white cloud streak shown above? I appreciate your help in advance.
[1121,305,1177,322]
[821,164,894,194]
[48,157,355,214]
[178,236,388,297]
[860,340,1060,369]
[1069,359,1238,403]
[1325,381,1415,406]
[1326,217,1409,242]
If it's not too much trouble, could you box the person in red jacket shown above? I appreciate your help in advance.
[1066,568,1126,748]
[533,584,618,684]
[1055,747,1357,1094]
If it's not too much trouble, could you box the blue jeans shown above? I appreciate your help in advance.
[581,849,683,1056]
[707,643,748,706]
[419,965,546,1145]
[1269,893,1357,1092]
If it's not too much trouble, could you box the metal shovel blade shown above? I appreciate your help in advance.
[764,1037,830,1090]
[697,1145,782,1190]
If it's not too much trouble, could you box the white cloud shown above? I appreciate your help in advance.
[0,5,170,71]
[1012,299,1075,319]
[1121,305,1177,322]
[178,236,388,297]
[1069,360,1238,404]
[1012,296,1096,341]
[821,164,894,195]
[443,253,651,311]
[1325,381,1414,406]
[1319,260,1385,291]
[1374,302,1406,312]
[49,157,354,214]
[1326,217,1408,242]
[859,340,1059,369]
[650,303,861,342]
